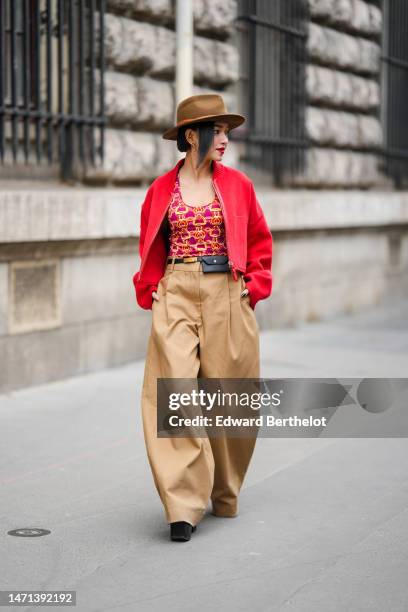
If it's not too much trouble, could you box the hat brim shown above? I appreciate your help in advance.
[162,113,246,140]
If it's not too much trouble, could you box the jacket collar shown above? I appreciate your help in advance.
[161,156,225,194]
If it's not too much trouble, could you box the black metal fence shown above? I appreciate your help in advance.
[0,0,106,181]
[232,0,309,186]
[381,0,408,188]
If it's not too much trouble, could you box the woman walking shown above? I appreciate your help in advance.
[133,94,273,542]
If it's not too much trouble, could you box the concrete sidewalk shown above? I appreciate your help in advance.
[1,297,408,611]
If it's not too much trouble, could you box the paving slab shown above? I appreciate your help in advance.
[1,297,408,611]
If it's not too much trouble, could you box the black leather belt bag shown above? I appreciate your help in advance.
[200,255,230,273]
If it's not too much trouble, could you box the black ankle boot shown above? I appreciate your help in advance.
[170,521,197,541]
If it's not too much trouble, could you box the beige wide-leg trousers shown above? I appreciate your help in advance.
[141,259,260,527]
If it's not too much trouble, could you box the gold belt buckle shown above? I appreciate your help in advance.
[183,256,198,263]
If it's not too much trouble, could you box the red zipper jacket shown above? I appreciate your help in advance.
[132,157,273,310]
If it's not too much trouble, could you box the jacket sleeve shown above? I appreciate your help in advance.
[132,185,158,310]
[243,182,273,310]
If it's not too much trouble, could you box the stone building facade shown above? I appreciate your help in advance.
[1,0,407,392]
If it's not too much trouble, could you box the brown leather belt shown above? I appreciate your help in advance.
[167,256,223,263]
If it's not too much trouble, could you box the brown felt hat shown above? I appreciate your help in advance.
[162,93,246,140]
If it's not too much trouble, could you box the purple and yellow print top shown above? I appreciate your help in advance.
[167,171,228,257]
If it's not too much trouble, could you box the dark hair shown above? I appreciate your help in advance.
[176,121,216,169]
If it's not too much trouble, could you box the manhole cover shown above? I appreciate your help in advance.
[7,528,51,537]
